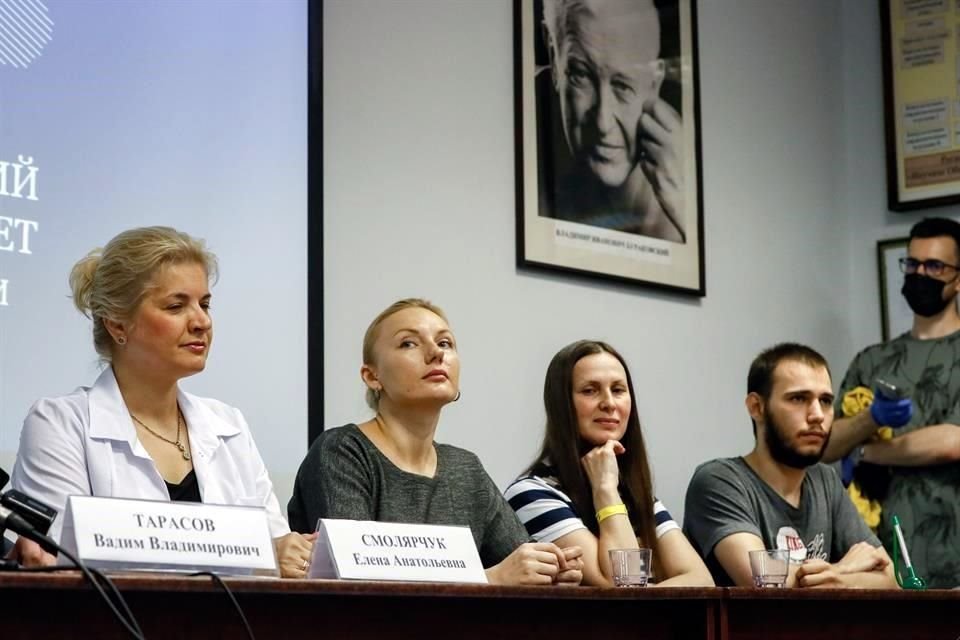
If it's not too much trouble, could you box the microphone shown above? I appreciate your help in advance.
[0,503,37,540]
[3,507,58,555]
[0,501,60,558]
[0,466,59,555]
[0,470,145,637]
[1,489,57,536]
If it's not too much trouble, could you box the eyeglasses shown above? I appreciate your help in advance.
[899,257,960,277]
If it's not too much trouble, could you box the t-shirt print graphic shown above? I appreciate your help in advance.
[776,526,809,562]
[804,532,827,561]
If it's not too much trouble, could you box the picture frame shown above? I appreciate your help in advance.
[877,237,912,341]
[513,0,704,296]
[880,0,960,211]
[308,0,325,443]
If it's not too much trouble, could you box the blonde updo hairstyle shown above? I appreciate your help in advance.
[361,298,448,410]
[69,226,218,360]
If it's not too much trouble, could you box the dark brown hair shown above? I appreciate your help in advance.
[528,340,658,550]
[910,217,960,262]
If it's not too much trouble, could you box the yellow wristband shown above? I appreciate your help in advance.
[596,503,628,523]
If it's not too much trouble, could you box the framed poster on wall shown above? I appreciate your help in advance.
[877,237,912,341]
[881,0,960,210]
[514,0,705,295]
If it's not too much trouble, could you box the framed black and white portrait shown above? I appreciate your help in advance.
[514,0,704,295]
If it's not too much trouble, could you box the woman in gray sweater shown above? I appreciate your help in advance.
[289,298,583,586]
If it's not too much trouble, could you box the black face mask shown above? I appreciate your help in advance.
[902,274,954,317]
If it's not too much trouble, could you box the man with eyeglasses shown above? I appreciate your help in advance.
[824,217,960,588]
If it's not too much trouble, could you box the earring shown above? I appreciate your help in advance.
[373,388,381,401]
[117,336,127,345]
[453,391,461,402]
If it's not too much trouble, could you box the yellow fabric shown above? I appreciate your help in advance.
[842,386,874,418]
[847,481,882,529]
[841,386,891,532]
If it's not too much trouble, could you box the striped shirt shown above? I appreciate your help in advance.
[504,465,680,543]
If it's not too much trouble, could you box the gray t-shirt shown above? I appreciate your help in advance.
[682,457,881,586]
[287,424,530,568]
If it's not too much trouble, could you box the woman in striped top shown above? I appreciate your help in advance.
[505,340,712,587]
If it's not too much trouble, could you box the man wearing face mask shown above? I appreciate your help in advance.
[825,217,960,588]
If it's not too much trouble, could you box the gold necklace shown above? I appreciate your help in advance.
[130,407,191,461]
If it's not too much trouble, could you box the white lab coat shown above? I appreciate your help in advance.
[11,367,290,541]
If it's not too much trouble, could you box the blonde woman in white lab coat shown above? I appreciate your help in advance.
[9,226,312,577]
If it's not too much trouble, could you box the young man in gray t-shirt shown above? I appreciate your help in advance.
[683,344,897,588]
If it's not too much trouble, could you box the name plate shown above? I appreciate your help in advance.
[58,496,278,575]
[309,518,487,584]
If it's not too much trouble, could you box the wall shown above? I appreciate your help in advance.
[323,0,852,523]
[838,0,960,369]
[0,0,929,531]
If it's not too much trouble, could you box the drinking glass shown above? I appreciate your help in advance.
[609,548,652,587]
[748,549,789,588]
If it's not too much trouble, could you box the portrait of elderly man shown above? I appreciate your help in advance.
[535,0,685,243]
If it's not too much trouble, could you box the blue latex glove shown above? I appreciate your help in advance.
[869,393,913,428]
[840,454,857,487]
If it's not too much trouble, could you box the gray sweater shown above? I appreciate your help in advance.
[288,424,530,568]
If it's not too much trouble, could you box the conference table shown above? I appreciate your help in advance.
[2,572,959,639]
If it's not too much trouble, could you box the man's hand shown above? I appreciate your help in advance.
[796,543,890,588]
[835,542,889,574]
[795,559,847,588]
[638,97,685,240]
[864,423,960,466]
[869,394,912,428]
